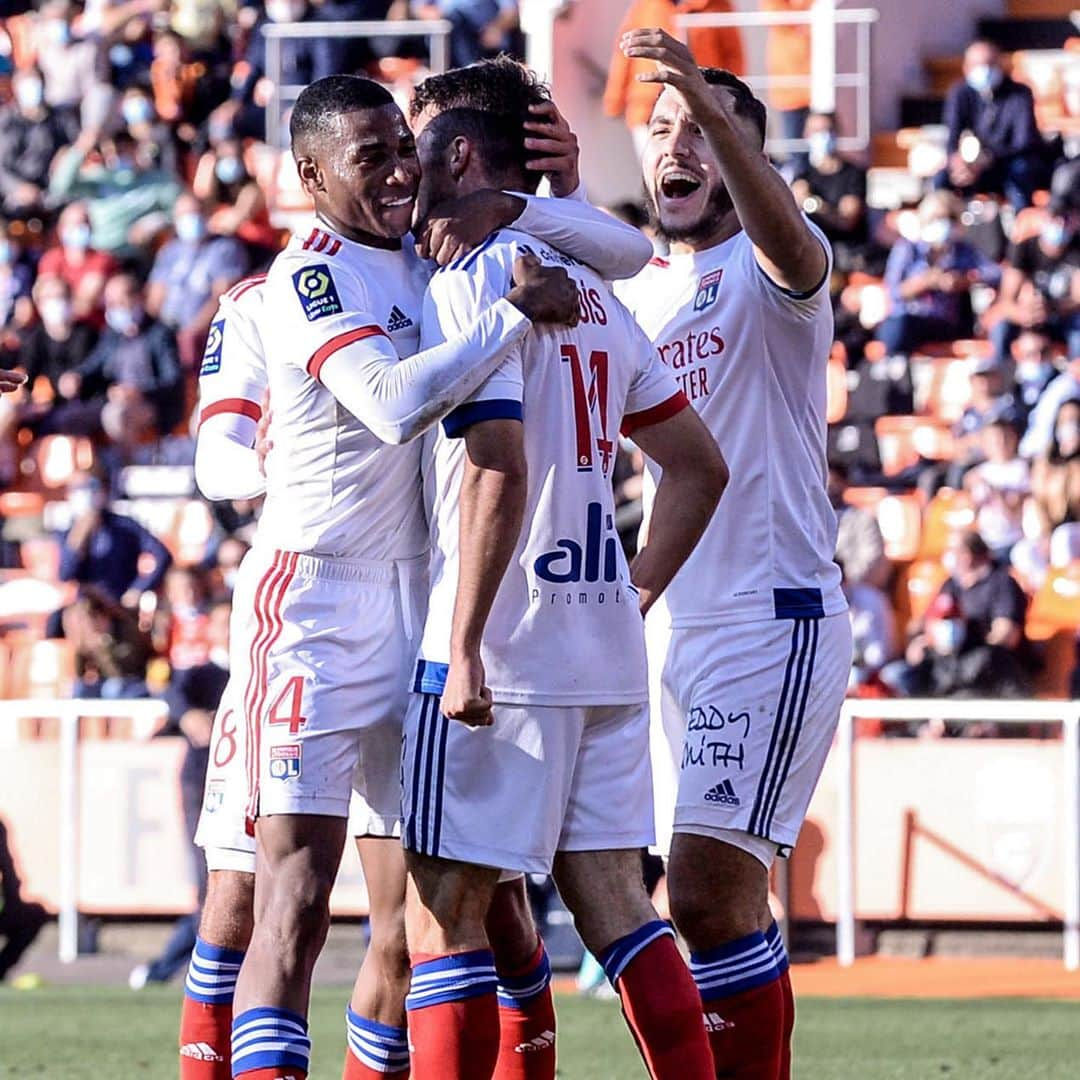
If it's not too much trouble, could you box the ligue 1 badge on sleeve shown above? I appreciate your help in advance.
[693,269,724,312]
[293,264,343,322]
[200,319,225,376]
[269,744,302,780]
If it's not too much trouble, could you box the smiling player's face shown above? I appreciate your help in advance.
[308,104,421,244]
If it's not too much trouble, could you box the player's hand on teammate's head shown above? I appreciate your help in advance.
[524,100,580,199]
[441,652,494,727]
[621,27,712,111]
[415,190,520,267]
[255,388,273,477]
[0,369,27,394]
[508,254,581,327]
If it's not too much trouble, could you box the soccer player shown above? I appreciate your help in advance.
[615,30,854,1078]
[226,74,655,1080]
[400,59,728,1080]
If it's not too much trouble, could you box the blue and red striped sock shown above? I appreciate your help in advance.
[495,941,556,1079]
[179,937,245,1078]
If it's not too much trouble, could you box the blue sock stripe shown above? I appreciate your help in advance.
[496,948,552,1009]
[193,937,246,966]
[345,1008,408,1043]
[345,1010,410,1073]
[764,921,790,974]
[231,1007,310,1074]
[688,930,771,967]
[597,920,675,986]
[407,950,497,1011]
[690,933,780,1001]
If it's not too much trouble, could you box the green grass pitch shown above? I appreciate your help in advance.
[0,986,1077,1078]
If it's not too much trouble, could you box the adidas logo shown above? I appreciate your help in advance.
[387,305,414,333]
[704,778,740,806]
[514,1030,556,1054]
[179,1042,224,1062]
[704,1012,734,1033]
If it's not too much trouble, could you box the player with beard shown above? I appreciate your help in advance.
[613,30,853,1080]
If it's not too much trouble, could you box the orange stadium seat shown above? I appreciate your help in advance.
[30,435,95,491]
[903,559,950,624]
[843,486,889,515]
[1027,562,1080,637]
[919,488,975,559]
[876,493,923,562]
[922,357,975,421]
[875,417,955,476]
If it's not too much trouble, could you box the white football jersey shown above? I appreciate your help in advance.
[197,274,268,427]
[615,222,845,627]
[255,223,431,561]
[416,230,687,706]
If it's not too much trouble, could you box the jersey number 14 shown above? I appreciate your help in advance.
[561,344,613,476]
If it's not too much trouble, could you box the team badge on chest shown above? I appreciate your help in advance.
[693,269,724,312]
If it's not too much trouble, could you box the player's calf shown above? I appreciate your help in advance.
[180,867,255,1080]
[553,849,714,1080]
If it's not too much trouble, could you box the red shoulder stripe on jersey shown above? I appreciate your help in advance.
[620,390,690,437]
[301,228,319,251]
[199,397,262,429]
[225,274,268,302]
[307,325,388,382]
[649,256,670,268]
[313,230,330,253]
[326,239,341,256]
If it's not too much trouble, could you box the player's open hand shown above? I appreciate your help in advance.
[508,254,581,327]
[0,369,27,394]
[441,652,494,727]
[524,101,580,198]
[415,191,518,267]
[255,388,273,476]
[621,27,713,112]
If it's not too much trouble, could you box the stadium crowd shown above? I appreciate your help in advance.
[0,1,1077,752]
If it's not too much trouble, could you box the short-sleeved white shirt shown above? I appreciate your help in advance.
[615,222,846,627]
[417,229,687,706]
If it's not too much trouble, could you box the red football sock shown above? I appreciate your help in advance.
[179,998,233,1079]
[607,929,715,1079]
[778,968,794,1079]
[701,980,785,1079]
[495,991,557,1079]
[342,1052,409,1080]
[235,1069,306,1080]
[408,951,500,1080]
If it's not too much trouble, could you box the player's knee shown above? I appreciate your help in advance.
[667,874,759,949]
[200,870,255,951]
[487,877,538,970]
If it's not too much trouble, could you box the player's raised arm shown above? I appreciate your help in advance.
[311,254,576,445]
[622,27,827,295]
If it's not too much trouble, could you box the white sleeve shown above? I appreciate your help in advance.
[514,192,653,280]
[194,298,268,501]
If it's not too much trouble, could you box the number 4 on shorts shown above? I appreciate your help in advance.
[268,676,307,734]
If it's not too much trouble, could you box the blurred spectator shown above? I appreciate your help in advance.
[154,566,212,673]
[1030,396,1080,532]
[208,534,249,600]
[193,139,280,254]
[828,462,889,589]
[877,191,1001,356]
[1011,328,1060,421]
[415,1,520,68]
[0,818,48,983]
[964,419,1029,558]
[37,201,120,328]
[117,84,182,179]
[842,562,898,690]
[1020,341,1080,459]
[58,468,172,607]
[64,583,154,698]
[1050,157,1080,218]
[763,0,811,173]
[0,223,36,336]
[207,0,352,143]
[150,29,222,135]
[791,111,871,271]
[168,0,236,58]
[146,192,247,365]
[0,67,80,218]
[603,0,744,156]
[130,598,230,989]
[49,129,183,256]
[937,40,1052,211]
[66,272,185,441]
[12,276,100,435]
[31,0,112,129]
[949,356,1022,483]
[887,531,1033,699]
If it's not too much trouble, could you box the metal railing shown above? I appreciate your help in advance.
[262,18,453,145]
[836,698,1080,970]
[2,698,171,962]
[674,5,880,155]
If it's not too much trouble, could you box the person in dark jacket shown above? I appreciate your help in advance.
[936,40,1053,211]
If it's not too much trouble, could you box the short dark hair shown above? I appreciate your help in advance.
[411,57,552,194]
[700,68,767,148]
[960,530,990,560]
[290,75,396,154]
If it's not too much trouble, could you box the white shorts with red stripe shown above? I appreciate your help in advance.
[231,545,425,826]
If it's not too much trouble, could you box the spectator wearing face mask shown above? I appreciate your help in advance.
[948,356,1023,485]
[1031,397,1080,532]
[192,140,279,253]
[117,85,182,179]
[964,419,1030,559]
[208,534,249,601]
[1010,328,1061,421]
[62,272,184,440]
[876,191,1001,357]
[0,67,80,218]
[1021,343,1080,459]
[936,39,1053,212]
[37,201,120,328]
[887,531,1033,700]
[31,0,112,130]
[146,192,247,367]
[50,128,183,257]
[992,202,1080,363]
[790,111,873,272]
